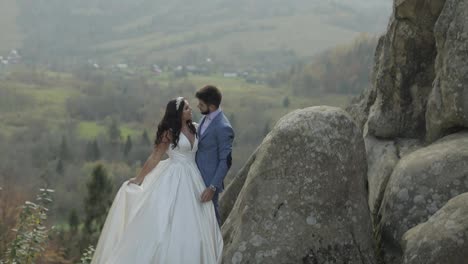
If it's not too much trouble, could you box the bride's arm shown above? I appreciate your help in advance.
[128,132,171,185]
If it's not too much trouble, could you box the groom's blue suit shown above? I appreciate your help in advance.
[196,110,234,225]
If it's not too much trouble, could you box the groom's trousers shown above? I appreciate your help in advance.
[213,192,221,226]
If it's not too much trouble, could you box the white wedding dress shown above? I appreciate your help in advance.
[91,133,223,264]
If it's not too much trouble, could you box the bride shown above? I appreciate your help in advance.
[91,97,223,264]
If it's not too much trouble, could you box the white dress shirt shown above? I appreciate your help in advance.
[200,108,221,135]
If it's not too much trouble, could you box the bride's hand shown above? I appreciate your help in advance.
[128,177,143,186]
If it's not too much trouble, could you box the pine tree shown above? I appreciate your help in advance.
[282,96,290,108]
[82,164,113,247]
[85,140,101,161]
[141,130,151,146]
[123,135,132,157]
[68,209,80,234]
[59,136,72,161]
[263,122,271,137]
[85,141,93,161]
[56,159,64,175]
[92,140,101,161]
[107,119,122,160]
[107,119,121,144]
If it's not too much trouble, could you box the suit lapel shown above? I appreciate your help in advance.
[198,116,206,137]
[200,111,223,141]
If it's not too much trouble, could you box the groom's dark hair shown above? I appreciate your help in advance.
[196,85,222,108]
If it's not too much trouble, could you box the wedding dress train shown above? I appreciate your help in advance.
[91,133,223,264]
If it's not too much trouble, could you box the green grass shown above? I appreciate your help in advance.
[120,125,140,140]
[189,75,270,91]
[187,74,351,107]
[27,88,78,104]
[0,68,353,147]
[6,81,81,121]
[78,121,105,139]
[78,121,140,140]
[4,74,80,105]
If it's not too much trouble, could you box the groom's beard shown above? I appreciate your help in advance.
[201,110,210,115]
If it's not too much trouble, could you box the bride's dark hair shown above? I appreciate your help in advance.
[154,98,197,149]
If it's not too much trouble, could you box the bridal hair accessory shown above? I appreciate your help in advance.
[175,97,184,111]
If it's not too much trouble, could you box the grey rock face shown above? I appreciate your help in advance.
[222,106,376,264]
[350,0,468,143]
[344,0,468,262]
[220,148,258,225]
[365,135,424,220]
[402,193,468,264]
[365,136,399,216]
[378,132,468,262]
[426,0,468,142]
[365,0,445,139]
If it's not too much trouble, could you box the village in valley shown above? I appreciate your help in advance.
[86,58,264,84]
[0,49,21,66]
[0,48,263,85]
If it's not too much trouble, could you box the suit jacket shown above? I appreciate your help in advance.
[195,111,234,193]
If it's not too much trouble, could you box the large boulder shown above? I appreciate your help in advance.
[425,0,468,142]
[365,0,446,139]
[222,106,376,264]
[220,148,259,224]
[365,136,423,217]
[365,136,399,216]
[402,193,468,264]
[346,72,378,132]
[344,0,468,262]
[378,132,468,262]
[349,0,468,143]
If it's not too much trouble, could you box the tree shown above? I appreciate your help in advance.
[282,96,290,108]
[141,130,151,146]
[59,136,72,161]
[92,140,101,161]
[68,209,79,235]
[85,141,93,161]
[107,119,121,144]
[85,140,101,161]
[82,164,113,247]
[56,159,64,175]
[61,209,81,261]
[123,135,132,157]
[263,121,271,137]
[107,119,122,160]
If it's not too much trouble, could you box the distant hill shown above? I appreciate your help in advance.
[8,0,391,68]
[0,0,22,54]
[269,34,379,95]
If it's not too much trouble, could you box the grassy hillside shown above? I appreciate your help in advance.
[98,14,359,65]
[0,72,139,139]
[0,68,351,138]
[10,0,390,68]
[0,66,352,180]
[268,34,378,95]
[0,37,367,259]
[0,34,375,195]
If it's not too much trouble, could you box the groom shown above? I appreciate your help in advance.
[195,85,234,226]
